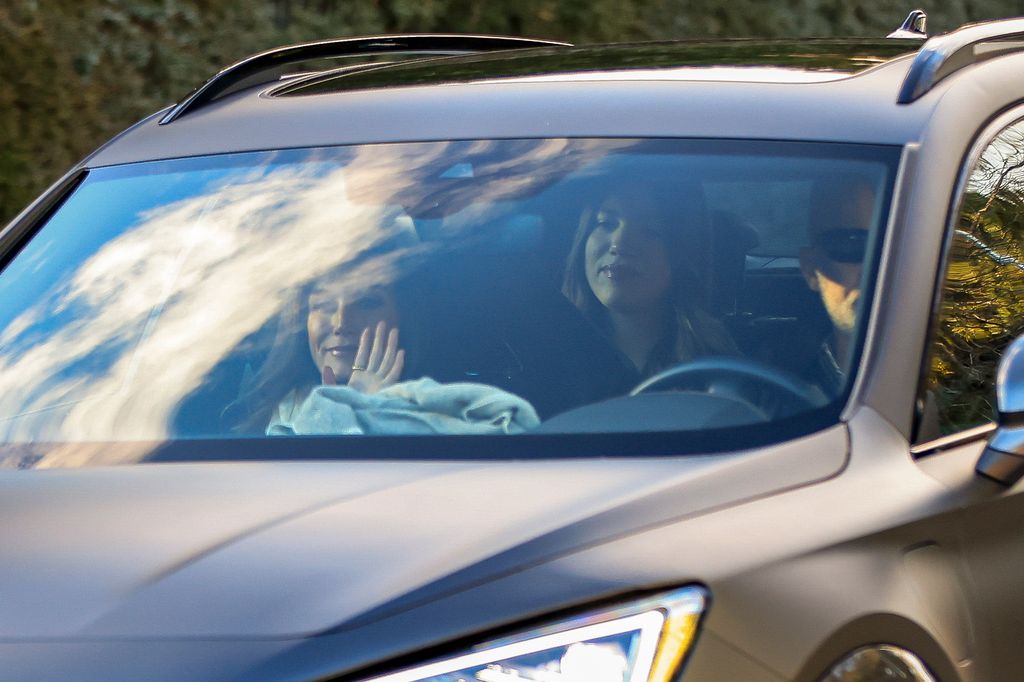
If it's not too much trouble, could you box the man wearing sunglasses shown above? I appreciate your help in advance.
[798,174,875,396]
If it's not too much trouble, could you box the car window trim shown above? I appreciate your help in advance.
[841,142,917,427]
[0,140,900,456]
[911,102,1024,450]
[0,168,88,275]
[910,422,995,456]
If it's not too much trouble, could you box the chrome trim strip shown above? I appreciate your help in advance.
[910,422,995,456]
[159,34,571,125]
[898,18,1024,103]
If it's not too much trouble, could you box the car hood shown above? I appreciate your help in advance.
[0,427,845,639]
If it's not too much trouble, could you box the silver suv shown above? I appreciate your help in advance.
[2,12,1024,681]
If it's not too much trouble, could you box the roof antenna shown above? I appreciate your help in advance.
[887,10,928,39]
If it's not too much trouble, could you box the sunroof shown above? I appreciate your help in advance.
[274,40,919,96]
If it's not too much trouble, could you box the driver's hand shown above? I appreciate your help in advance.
[321,321,404,394]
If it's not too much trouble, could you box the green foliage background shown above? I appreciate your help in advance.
[928,121,1024,434]
[0,1,1019,223]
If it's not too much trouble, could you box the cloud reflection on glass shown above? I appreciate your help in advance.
[0,139,612,467]
[0,162,409,459]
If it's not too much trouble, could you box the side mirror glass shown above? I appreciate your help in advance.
[977,335,1024,484]
[996,334,1024,416]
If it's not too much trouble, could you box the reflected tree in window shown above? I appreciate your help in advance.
[928,121,1024,434]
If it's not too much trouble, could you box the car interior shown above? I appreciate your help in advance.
[172,149,842,438]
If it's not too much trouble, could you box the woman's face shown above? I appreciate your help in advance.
[306,281,399,381]
[584,193,673,314]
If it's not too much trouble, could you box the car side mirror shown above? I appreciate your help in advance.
[977,335,1024,485]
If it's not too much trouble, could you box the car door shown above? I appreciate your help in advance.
[914,108,1024,678]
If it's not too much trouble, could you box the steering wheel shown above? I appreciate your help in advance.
[630,356,823,418]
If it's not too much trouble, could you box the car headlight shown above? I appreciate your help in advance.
[365,586,708,682]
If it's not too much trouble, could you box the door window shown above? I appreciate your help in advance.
[920,117,1024,439]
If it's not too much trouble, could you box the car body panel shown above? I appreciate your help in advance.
[856,53,1024,438]
[8,25,1024,682]
[85,60,931,169]
[237,407,981,682]
[1,424,845,640]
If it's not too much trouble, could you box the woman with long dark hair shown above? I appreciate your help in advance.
[226,257,409,434]
[226,248,538,436]
[562,183,736,395]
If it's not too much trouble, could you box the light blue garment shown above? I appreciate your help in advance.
[268,378,540,436]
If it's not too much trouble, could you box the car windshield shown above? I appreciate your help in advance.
[0,138,898,467]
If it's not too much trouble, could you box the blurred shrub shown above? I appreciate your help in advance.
[0,0,1019,222]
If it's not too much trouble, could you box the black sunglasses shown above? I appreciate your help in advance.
[814,228,868,263]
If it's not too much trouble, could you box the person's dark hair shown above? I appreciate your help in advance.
[223,283,319,434]
[808,173,877,239]
[561,179,735,376]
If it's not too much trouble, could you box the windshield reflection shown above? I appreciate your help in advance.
[0,140,611,466]
[0,164,396,442]
[0,138,898,468]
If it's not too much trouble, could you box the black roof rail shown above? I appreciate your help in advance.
[897,17,1024,104]
[159,34,571,125]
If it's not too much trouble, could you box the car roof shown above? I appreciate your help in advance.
[273,40,920,93]
[84,37,945,168]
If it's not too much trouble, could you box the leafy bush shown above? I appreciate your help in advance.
[0,0,1017,223]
